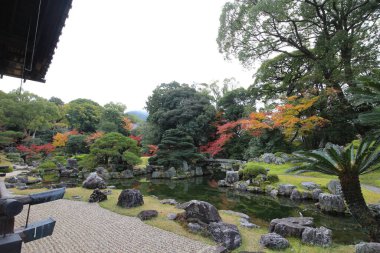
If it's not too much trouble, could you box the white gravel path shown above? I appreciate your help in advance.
[15,199,216,253]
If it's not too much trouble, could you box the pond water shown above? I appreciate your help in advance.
[104,174,369,245]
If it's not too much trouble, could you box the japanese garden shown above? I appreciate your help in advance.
[1,1,380,253]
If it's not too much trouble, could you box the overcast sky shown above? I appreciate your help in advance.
[1,0,257,111]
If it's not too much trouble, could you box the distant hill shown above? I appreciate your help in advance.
[127,110,148,121]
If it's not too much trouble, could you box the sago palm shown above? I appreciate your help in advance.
[288,137,380,242]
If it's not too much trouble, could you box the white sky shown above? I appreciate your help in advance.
[0,0,257,111]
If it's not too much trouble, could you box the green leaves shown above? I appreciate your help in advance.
[288,137,380,176]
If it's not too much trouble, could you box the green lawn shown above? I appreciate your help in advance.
[248,161,380,204]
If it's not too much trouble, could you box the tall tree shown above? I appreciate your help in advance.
[146,82,216,145]
[65,99,103,132]
[218,0,380,92]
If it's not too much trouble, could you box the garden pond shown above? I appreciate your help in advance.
[109,174,368,245]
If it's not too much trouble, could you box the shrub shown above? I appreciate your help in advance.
[0,166,13,173]
[239,163,267,180]
[77,154,97,170]
[66,135,89,154]
[50,155,66,165]
[267,174,279,183]
[5,153,23,163]
[38,161,57,170]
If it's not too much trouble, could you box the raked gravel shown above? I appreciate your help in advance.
[15,199,216,253]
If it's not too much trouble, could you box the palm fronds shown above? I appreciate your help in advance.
[288,136,380,176]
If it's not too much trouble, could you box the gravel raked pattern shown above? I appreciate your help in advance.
[15,199,215,253]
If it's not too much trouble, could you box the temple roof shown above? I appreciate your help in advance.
[0,0,73,83]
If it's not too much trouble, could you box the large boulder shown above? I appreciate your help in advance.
[82,172,107,189]
[117,189,144,208]
[234,181,248,191]
[88,189,107,203]
[355,242,380,253]
[312,189,323,201]
[368,204,380,220]
[269,217,314,238]
[301,226,332,247]
[195,167,203,176]
[327,180,343,196]
[207,222,242,250]
[120,170,133,179]
[290,189,302,201]
[318,193,346,213]
[301,182,320,191]
[260,233,290,249]
[165,167,177,178]
[225,171,239,185]
[96,167,110,180]
[137,210,158,220]
[278,184,296,196]
[184,200,222,224]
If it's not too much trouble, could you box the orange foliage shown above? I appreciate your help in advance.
[52,130,79,147]
[243,96,329,141]
[85,131,104,144]
[122,117,133,131]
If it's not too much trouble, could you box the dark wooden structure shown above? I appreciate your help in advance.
[0,0,72,83]
[0,181,65,252]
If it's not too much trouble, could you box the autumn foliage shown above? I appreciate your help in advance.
[122,116,133,132]
[17,144,55,158]
[52,130,79,147]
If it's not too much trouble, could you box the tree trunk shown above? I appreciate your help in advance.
[339,173,380,242]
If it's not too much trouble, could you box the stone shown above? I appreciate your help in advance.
[225,171,239,185]
[82,172,107,189]
[160,199,177,205]
[234,181,248,191]
[301,182,320,191]
[218,180,228,187]
[183,200,222,224]
[247,186,264,194]
[5,176,18,184]
[277,184,296,196]
[240,218,259,229]
[207,222,242,250]
[151,171,162,179]
[312,188,323,200]
[220,210,249,220]
[368,204,380,219]
[102,189,112,195]
[195,167,203,176]
[301,226,332,247]
[290,189,302,201]
[137,210,158,220]
[182,161,189,172]
[17,185,28,190]
[96,167,110,180]
[72,195,82,200]
[301,191,313,200]
[167,213,177,220]
[88,189,107,203]
[188,223,202,233]
[260,233,290,249]
[107,185,116,189]
[270,189,278,197]
[355,242,380,253]
[327,180,343,196]
[109,172,121,179]
[120,170,133,179]
[318,193,346,213]
[117,189,144,208]
[5,183,15,189]
[165,167,177,178]
[66,158,78,169]
[269,217,314,238]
